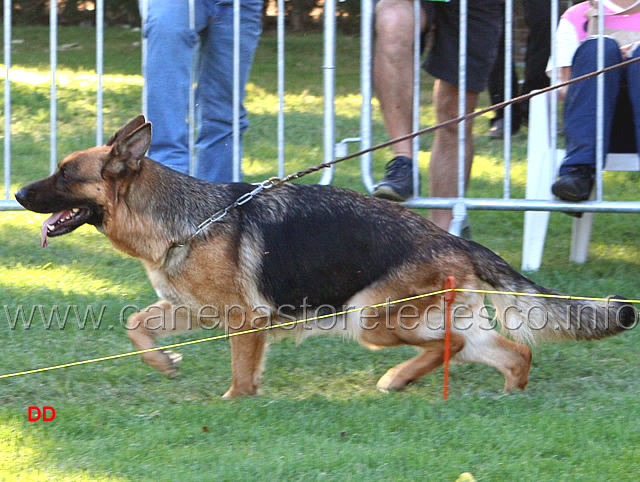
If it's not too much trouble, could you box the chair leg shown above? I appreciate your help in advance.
[522,210,551,271]
[570,212,594,263]
[523,91,555,272]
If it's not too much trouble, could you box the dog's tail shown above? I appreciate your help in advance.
[468,242,637,344]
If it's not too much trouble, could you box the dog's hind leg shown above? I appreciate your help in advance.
[376,334,465,392]
[126,299,195,377]
[352,286,465,391]
[454,329,532,392]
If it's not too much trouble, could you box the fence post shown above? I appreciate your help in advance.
[360,0,374,192]
[277,0,286,178]
[96,0,104,146]
[4,0,12,201]
[50,0,58,174]
[320,0,336,185]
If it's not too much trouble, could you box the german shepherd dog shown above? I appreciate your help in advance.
[16,116,636,398]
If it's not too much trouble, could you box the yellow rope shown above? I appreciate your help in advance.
[1,288,637,380]
[0,289,449,380]
[457,289,640,304]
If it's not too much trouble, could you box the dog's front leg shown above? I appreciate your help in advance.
[126,299,188,377]
[222,323,268,399]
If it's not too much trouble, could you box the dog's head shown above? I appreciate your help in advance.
[15,115,152,247]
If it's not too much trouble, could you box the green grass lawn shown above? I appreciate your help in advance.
[1,27,640,480]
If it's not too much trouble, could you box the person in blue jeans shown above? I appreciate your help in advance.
[143,0,263,182]
[552,37,640,201]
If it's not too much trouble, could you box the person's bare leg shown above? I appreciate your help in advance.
[373,0,426,158]
[429,79,478,231]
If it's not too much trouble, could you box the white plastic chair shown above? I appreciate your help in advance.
[522,90,639,271]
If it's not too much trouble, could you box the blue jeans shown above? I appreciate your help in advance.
[560,37,640,175]
[144,0,263,182]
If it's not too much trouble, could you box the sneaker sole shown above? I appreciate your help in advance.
[372,185,407,202]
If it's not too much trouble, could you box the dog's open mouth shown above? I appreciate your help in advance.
[41,208,92,247]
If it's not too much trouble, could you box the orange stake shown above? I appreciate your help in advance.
[443,276,457,400]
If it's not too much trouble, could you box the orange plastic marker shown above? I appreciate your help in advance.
[443,276,457,400]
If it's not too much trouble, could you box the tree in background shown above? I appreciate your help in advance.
[5,0,140,26]
[3,0,361,34]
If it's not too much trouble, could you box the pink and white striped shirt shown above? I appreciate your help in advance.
[548,0,640,73]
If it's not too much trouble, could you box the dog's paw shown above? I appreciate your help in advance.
[376,370,411,393]
[160,350,182,378]
[220,386,261,400]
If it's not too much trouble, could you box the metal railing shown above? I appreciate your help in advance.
[2,0,107,208]
[2,0,639,225]
[389,0,640,233]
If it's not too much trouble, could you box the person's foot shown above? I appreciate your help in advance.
[551,165,595,202]
[373,156,414,202]
[488,118,520,139]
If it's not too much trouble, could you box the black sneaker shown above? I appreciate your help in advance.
[551,165,595,202]
[373,156,414,202]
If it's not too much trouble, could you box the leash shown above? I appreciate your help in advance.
[173,177,282,248]
[182,55,640,243]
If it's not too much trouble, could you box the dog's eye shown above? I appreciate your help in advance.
[59,168,71,181]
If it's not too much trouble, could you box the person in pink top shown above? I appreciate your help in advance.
[550,0,640,202]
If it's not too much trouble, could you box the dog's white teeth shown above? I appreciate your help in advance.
[47,225,55,231]
[72,208,80,214]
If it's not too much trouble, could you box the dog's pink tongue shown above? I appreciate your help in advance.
[41,211,66,248]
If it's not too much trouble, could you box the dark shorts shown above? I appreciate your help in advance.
[422,0,504,93]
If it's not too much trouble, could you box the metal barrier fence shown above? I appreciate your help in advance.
[2,0,105,207]
[396,0,640,227]
[2,0,640,224]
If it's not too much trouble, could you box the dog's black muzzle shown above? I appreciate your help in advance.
[16,178,70,214]
[15,184,45,213]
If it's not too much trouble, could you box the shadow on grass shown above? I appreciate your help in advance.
[0,221,153,305]
[0,222,135,265]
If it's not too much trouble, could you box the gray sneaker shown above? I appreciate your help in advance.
[373,156,415,202]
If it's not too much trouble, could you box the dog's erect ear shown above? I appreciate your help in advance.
[103,123,152,179]
[105,114,147,147]
[116,123,152,161]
